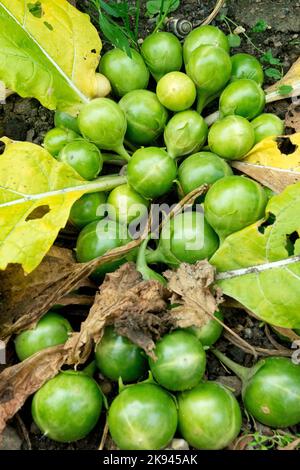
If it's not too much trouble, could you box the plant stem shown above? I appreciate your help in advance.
[136,237,167,284]
[0,174,127,208]
[145,247,161,264]
[153,0,169,33]
[211,348,249,382]
[204,110,220,126]
[114,145,131,162]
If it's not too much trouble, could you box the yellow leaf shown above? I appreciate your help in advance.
[0,0,102,114]
[266,56,300,103]
[243,133,300,170]
[0,138,85,273]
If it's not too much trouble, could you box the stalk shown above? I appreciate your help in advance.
[204,110,220,126]
[114,144,131,162]
[145,246,162,264]
[0,174,127,208]
[136,238,167,285]
[211,348,249,382]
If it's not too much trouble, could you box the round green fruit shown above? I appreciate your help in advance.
[32,371,102,442]
[183,25,230,65]
[58,140,103,180]
[208,115,255,160]
[54,110,81,134]
[107,184,149,225]
[141,32,183,81]
[220,79,265,120]
[251,113,284,144]
[69,192,107,228]
[15,312,72,361]
[108,383,178,450]
[178,381,242,449]
[43,128,80,156]
[149,330,206,391]
[230,53,264,85]
[186,310,224,347]
[95,326,148,382]
[178,151,233,195]
[156,72,196,112]
[99,48,149,97]
[119,90,168,145]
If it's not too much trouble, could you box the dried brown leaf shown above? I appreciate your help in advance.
[0,239,141,340]
[0,344,68,433]
[67,262,170,363]
[164,261,223,329]
[285,103,300,132]
[231,162,300,193]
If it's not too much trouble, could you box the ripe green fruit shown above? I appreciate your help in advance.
[183,25,230,65]
[141,32,183,81]
[78,98,130,161]
[127,147,177,199]
[119,90,168,145]
[146,211,219,268]
[204,175,268,241]
[178,152,233,195]
[208,115,255,160]
[164,110,208,159]
[230,53,264,85]
[186,45,232,113]
[214,350,300,428]
[156,72,196,112]
[186,310,224,347]
[220,79,266,120]
[15,312,72,361]
[251,113,284,143]
[107,184,149,225]
[57,140,103,180]
[43,128,80,156]
[149,330,206,391]
[95,326,148,382]
[32,371,102,442]
[75,219,130,279]
[108,383,178,450]
[54,110,80,134]
[178,381,242,449]
[99,48,149,97]
[69,192,107,228]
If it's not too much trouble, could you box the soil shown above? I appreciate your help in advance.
[1,0,300,451]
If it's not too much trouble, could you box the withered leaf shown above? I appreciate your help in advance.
[164,261,223,329]
[0,344,68,434]
[67,262,170,363]
[231,161,300,193]
[285,103,300,133]
[0,239,141,340]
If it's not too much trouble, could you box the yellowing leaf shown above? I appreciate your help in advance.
[244,133,300,170]
[0,138,85,273]
[0,0,102,114]
[266,56,300,103]
[211,183,300,328]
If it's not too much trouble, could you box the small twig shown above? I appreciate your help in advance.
[199,0,225,26]
[264,325,291,353]
[15,413,32,450]
[98,418,109,451]
[278,437,300,451]
[224,332,292,357]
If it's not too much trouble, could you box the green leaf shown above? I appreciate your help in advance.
[251,19,268,33]
[0,0,102,115]
[146,0,179,16]
[98,12,132,57]
[277,84,293,95]
[227,33,241,48]
[265,67,282,80]
[260,49,282,66]
[211,183,300,328]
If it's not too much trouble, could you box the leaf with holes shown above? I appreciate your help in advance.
[231,134,300,192]
[211,183,300,328]
[0,0,102,114]
[0,138,86,274]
